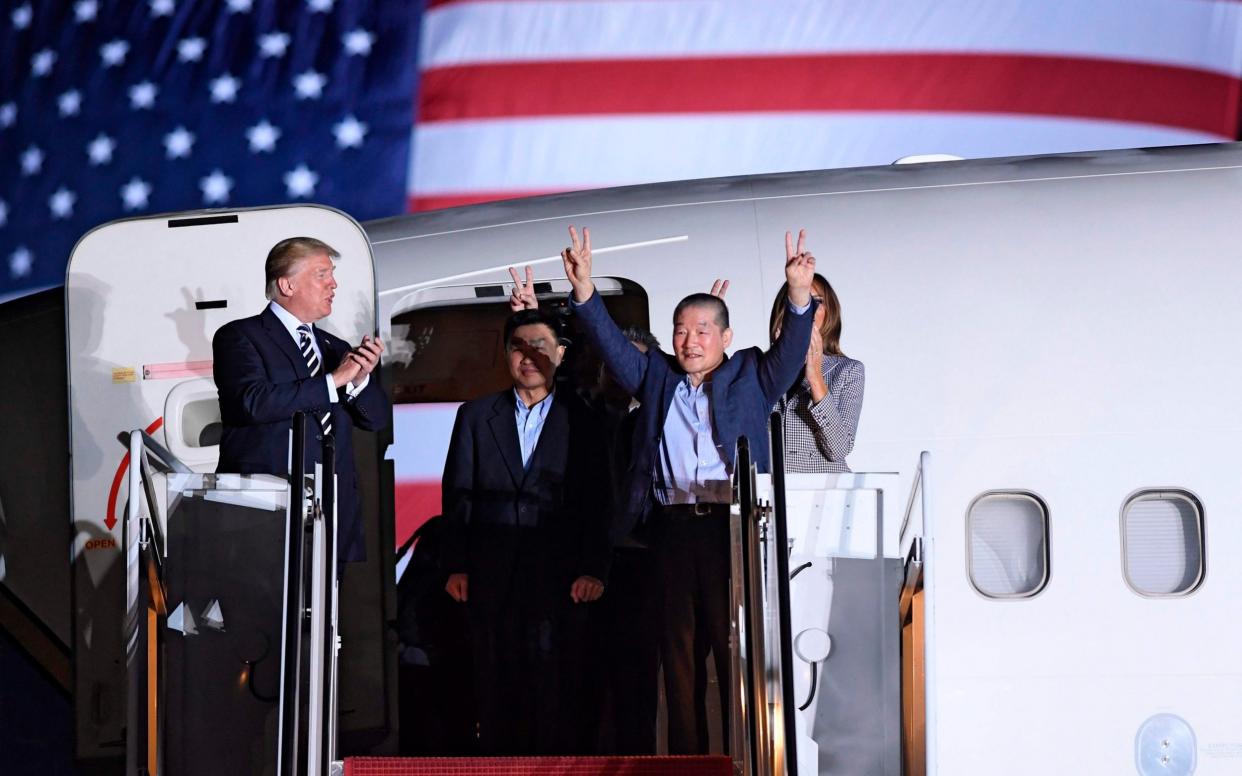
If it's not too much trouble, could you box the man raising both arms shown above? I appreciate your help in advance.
[562,226,818,754]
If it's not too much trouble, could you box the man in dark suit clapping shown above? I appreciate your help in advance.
[213,236,389,564]
[441,308,610,755]
[562,225,817,754]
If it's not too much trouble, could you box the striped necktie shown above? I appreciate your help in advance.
[297,324,333,436]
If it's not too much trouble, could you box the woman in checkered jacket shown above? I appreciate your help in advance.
[767,272,865,473]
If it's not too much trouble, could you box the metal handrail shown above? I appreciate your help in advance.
[279,412,310,776]
[732,435,765,775]
[767,413,799,776]
[319,436,337,773]
[123,428,171,776]
[898,456,926,551]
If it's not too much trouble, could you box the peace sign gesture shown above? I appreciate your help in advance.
[562,225,595,303]
[784,228,815,307]
[508,265,538,312]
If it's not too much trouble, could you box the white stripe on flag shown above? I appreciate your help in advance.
[423,0,1242,76]
[410,113,1219,197]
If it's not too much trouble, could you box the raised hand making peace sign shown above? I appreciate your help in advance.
[562,225,595,302]
[508,265,539,312]
[784,228,816,307]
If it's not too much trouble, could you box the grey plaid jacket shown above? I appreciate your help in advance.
[776,354,865,473]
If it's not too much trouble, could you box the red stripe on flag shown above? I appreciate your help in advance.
[395,481,442,547]
[408,191,566,211]
[418,53,1241,136]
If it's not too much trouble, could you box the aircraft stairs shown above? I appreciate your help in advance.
[100,408,918,776]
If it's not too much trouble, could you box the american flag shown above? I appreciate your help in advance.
[5,0,1242,299]
[411,0,1242,210]
[0,0,420,299]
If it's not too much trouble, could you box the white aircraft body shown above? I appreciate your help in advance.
[15,142,1242,774]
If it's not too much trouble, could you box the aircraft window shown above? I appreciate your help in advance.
[388,278,650,403]
[1121,490,1204,597]
[966,492,1049,599]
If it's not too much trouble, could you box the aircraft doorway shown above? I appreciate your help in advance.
[385,276,674,757]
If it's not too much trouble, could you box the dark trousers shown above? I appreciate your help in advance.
[468,570,566,755]
[580,546,660,755]
[655,507,732,755]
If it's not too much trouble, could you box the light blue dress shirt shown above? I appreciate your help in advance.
[268,301,369,402]
[514,390,554,469]
[654,377,732,505]
[653,298,812,505]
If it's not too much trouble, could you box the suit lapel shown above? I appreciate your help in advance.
[314,328,340,372]
[259,307,310,377]
[522,395,567,488]
[487,392,525,488]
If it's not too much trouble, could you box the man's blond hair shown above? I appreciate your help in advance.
[264,237,340,300]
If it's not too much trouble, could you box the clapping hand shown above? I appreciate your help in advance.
[805,327,828,401]
[785,229,815,307]
[562,226,595,302]
[508,265,538,312]
[347,335,385,387]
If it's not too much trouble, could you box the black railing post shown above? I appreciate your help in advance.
[768,411,799,774]
[280,412,309,776]
[319,435,336,771]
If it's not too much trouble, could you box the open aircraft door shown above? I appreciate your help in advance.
[65,206,394,770]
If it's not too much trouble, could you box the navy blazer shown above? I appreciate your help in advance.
[441,390,611,617]
[212,306,389,562]
[571,290,815,540]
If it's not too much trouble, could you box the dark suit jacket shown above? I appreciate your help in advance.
[441,389,611,618]
[212,306,389,562]
[571,289,816,540]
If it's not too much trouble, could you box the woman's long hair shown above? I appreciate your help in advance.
[769,273,844,356]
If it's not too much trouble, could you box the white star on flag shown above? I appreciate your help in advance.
[120,178,152,211]
[87,133,116,165]
[343,29,374,56]
[100,39,130,68]
[129,81,157,109]
[150,0,174,16]
[178,37,206,62]
[333,115,367,148]
[21,146,43,176]
[284,164,319,198]
[12,4,32,30]
[32,49,56,78]
[199,170,233,204]
[0,102,15,127]
[74,0,97,22]
[164,126,195,159]
[294,70,327,100]
[58,90,82,117]
[210,74,240,103]
[259,31,290,58]
[307,0,334,13]
[246,120,281,153]
[9,247,33,279]
[49,188,77,219]
[0,199,8,228]
[226,0,253,13]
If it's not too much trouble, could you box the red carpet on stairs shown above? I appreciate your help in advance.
[344,756,733,776]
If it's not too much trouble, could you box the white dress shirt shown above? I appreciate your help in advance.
[268,301,369,402]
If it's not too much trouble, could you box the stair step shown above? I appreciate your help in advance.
[345,755,733,776]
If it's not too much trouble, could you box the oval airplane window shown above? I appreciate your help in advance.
[966,491,1050,599]
[1121,490,1205,597]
